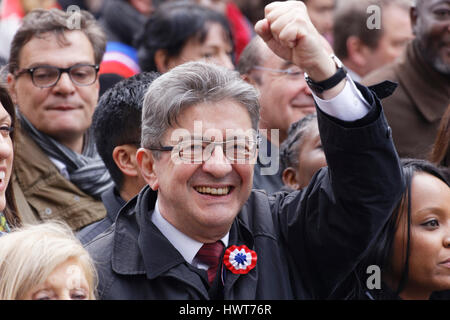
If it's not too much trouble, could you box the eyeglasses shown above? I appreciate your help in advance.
[148,136,260,164]
[15,64,100,88]
[252,65,304,78]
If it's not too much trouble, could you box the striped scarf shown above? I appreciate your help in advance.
[18,112,113,199]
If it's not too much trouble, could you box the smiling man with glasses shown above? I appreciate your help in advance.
[7,8,112,230]
[86,1,403,300]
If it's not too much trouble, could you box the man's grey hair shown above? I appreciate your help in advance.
[141,61,260,155]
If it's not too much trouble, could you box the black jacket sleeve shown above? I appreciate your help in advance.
[274,82,405,298]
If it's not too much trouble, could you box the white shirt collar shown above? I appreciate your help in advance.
[48,156,70,179]
[151,198,229,267]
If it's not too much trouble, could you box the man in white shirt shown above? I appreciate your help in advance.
[86,1,403,300]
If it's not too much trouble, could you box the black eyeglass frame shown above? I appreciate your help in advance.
[14,64,100,88]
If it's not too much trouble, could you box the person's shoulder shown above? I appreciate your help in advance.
[245,188,302,216]
[84,223,115,260]
[362,62,399,86]
[14,126,53,165]
[84,201,140,260]
[77,217,113,245]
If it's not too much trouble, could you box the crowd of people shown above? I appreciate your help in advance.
[0,0,448,301]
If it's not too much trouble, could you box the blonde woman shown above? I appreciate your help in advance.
[0,221,97,300]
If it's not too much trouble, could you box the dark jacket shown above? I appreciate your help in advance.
[86,83,404,299]
[77,187,126,244]
[362,41,450,159]
[252,135,283,194]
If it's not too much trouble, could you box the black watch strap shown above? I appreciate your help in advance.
[305,67,347,94]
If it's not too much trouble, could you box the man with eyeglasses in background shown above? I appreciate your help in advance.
[238,36,317,194]
[7,8,112,230]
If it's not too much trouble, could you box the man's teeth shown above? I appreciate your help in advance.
[194,186,230,195]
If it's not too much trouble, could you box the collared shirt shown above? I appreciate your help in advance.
[49,156,70,179]
[346,67,362,83]
[151,198,229,271]
[312,73,370,121]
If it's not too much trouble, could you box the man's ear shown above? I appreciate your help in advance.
[7,73,18,105]
[154,49,170,73]
[113,145,140,178]
[136,147,159,190]
[346,36,367,67]
[282,167,299,190]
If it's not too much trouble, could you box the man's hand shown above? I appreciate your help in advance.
[255,1,343,97]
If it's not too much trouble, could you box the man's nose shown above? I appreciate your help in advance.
[202,145,232,178]
[52,72,76,95]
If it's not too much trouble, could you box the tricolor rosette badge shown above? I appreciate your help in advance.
[223,245,257,274]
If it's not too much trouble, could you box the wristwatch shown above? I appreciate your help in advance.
[305,55,347,94]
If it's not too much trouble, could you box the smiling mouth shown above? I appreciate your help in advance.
[194,186,232,196]
[0,171,5,184]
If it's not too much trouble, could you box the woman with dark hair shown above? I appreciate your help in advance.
[136,1,234,74]
[332,158,450,299]
[0,84,19,234]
